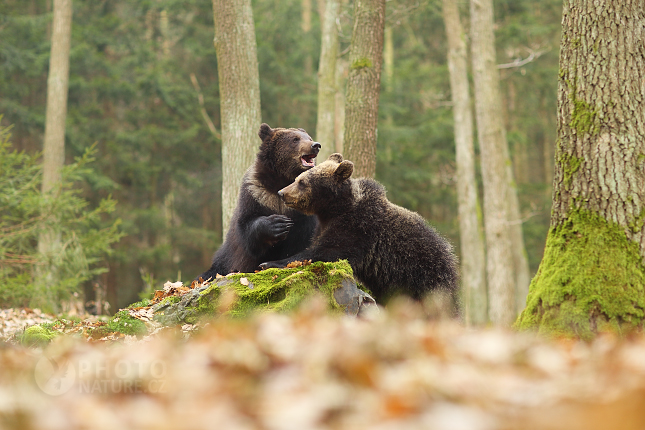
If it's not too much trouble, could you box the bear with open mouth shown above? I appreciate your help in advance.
[196,123,321,281]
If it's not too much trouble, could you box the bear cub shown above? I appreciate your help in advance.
[260,153,459,304]
[197,124,321,281]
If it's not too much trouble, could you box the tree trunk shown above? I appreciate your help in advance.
[442,0,487,325]
[212,0,262,235]
[41,0,72,198]
[334,56,348,154]
[516,0,645,338]
[470,0,516,325]
[37,0,73,306]
[342,0,385,178]
[316,0,341,161]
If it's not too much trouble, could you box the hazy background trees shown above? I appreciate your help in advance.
[0,0,562,312]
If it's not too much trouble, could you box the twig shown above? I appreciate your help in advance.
[190,73,221,139]
[497,48,548,69]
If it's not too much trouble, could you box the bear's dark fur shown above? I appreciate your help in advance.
[197,124,321,281]
[260,153,459,304]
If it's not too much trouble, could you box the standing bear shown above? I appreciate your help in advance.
[197,124,321,281]
[260,153,459,304]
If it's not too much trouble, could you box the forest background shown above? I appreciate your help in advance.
[0,0,561,311]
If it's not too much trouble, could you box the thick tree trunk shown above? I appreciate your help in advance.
[37,0,73,305]
[212,0,262,235]
[517,0,645,338]
[342,0,385,178]
[442,0,487,325]
[316,0,341,161]
[469,0,516,325]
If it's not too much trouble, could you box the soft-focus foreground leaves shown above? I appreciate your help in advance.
[2,299,645,430]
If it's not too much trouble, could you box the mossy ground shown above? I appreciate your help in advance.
[516,210,645,339]
[193,260,356,320]
[19,325,59,347]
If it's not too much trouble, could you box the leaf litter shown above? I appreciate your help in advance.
[2,297,645,429]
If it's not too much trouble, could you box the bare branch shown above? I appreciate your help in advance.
[497,48,549,69]
[190,73,221,140]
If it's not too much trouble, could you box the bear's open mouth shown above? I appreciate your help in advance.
[301,154,316,167]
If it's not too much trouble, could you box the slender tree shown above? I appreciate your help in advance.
[517,0,645,338]
[212,0,262,234]
[37,0,73,298]
[316,0,341,161]
[343,0,386,178]
[442,0,487,325]
[469,0,516,325]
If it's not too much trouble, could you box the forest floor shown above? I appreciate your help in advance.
[1,300,645,430]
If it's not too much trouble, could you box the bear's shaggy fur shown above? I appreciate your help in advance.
[260,153,459,304]
[197,124,321,281]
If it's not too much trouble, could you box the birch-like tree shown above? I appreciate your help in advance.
[316,0,341,161]
[469,0,516,325]
[212,0,262,234]
[442,0,487,325]
[517,0,645,338]
[343,0,385,178]
[38,0,73,294]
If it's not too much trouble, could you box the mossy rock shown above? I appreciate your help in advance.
[153,260,376,325]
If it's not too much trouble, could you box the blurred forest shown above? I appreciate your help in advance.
[0,0,561,311]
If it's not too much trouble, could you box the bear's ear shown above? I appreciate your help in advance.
[328,153,343,163]
[258,123,274,142]
[334,160,353,181]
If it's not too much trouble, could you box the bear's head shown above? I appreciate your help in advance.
[277,153,354,216]
[257,123,321,181]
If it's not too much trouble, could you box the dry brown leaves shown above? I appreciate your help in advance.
[2,298,645,430]
[286,259,312,269]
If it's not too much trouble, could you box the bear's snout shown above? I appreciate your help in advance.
[311,142,321,151]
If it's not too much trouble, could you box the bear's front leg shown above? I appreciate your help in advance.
[258,260,289,270]
[250,214,294,246]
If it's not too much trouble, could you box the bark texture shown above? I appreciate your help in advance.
[343,0,385,178]
[213,0,262,234]
[517,0,645,338]
[37,0,73,301]
[470,0,516,325]
[316,0,341,161]
[442,0,487,325]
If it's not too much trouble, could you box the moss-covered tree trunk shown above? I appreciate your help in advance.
[442,0,487,325]
[212,0,262,234]
[516,0,645,338]
[343,0,385,179]
[316,0,341,161]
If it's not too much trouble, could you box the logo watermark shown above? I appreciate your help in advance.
[34,354,167,396]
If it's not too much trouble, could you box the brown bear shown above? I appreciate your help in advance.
[259,153,459,304]
[196,124,321,281]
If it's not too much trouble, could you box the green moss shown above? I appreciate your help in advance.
[570,98,598,136]
[192,261,356,320]
[560,153,583,187]
[20,325,59,347]
[128,298,152,308]
[92,310,148,338]
[351,58,372,70]
[515,210,645,339]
